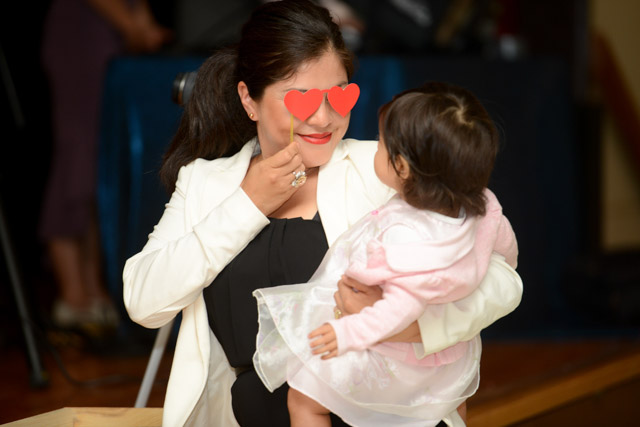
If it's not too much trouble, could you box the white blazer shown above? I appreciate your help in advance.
[123,138,523,427]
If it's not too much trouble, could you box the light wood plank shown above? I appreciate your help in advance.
[3,407,163,427]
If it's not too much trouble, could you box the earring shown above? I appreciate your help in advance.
[249,113,254,119]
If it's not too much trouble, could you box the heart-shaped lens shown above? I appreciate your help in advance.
[327,83,360,117]
[284,89,323,121]
[284,83,360,120]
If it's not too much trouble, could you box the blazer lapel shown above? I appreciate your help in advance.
[317,142,350,246]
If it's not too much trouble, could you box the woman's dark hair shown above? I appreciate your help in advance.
[160,0,354,192]
[378,82,499,216]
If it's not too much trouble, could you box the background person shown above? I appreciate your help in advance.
[40,0,171,331]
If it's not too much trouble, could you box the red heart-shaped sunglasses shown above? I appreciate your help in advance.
[284,83,360,121]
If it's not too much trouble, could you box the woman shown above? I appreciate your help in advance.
[123,1,522,426]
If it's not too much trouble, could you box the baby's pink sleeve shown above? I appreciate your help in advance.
[329,278,426,356]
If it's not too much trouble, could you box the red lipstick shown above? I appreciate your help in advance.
[301,133,332,145]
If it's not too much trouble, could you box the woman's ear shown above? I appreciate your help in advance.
[237,81,257,120]
[395,155,411,180]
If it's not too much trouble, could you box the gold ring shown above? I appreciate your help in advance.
[291,170,307,187]
[333,306,342,319]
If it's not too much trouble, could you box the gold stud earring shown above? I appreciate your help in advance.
[249,113,254,119]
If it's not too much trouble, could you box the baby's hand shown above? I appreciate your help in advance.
[308,323,338,360]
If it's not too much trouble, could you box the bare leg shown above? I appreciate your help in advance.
[457,401,467,423]
[49,237,91,310]
[49,211,117,328]
[81,213,109,302]
[288,387,331,427]
[81,212,119,327]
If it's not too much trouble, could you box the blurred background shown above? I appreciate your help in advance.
[1,0,639,425]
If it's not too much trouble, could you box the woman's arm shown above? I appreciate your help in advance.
[335,254,523,350]
[123,164,269,329]
[124,141,308,328]
[416,253,522,354]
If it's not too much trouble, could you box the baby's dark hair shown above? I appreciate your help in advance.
[378,82,499,216]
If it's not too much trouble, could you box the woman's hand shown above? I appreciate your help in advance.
[334,275,382,315]
[241,141,306,216]
[334,274,422,343]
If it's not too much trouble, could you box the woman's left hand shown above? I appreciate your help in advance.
[334,274,382,316]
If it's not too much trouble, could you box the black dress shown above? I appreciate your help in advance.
[203,214,351,426]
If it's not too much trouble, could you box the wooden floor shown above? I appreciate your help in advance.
[0,328,171,425]
[466,337,640,426]
[1,329,639,426]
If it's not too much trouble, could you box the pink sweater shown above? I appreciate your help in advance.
[328,189,518,366]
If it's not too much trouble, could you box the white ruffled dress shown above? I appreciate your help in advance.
[252,195,501,426]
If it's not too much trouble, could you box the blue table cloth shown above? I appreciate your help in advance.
[98,55,204,306]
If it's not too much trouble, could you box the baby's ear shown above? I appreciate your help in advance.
[395,155,411,180]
